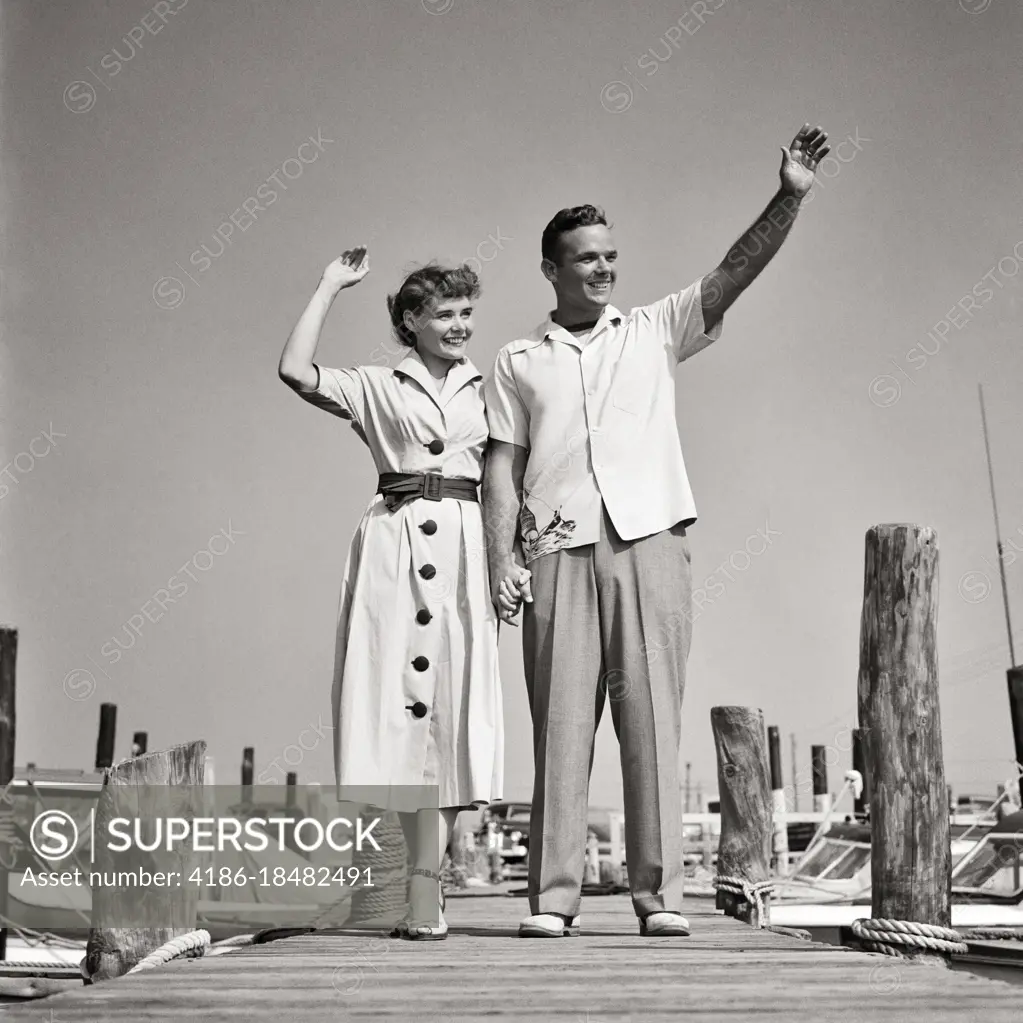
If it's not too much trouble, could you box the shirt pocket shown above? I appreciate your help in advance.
[610,366,642,415]
[608,335,653,415]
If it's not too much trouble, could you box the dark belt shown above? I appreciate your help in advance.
[377,472,479,507]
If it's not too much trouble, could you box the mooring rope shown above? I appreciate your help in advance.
[959,927,1023,940]
[209,933,255,948]
[124,929,211,975]
[851,918,969,957]
[0,959,82,972]
[712,875,775,927]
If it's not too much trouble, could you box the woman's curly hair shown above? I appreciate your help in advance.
[386,262,481,348]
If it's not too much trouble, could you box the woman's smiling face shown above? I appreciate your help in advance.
[406,296,475,361]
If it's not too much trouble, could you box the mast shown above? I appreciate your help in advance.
[979,383,1016,666]
[979,384,1023,777]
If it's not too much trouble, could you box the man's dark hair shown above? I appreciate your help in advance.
[541,205,610,264]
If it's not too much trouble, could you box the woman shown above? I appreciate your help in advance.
[278,247,507,939]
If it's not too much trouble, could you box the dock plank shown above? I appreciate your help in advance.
[3,895,1017,1022]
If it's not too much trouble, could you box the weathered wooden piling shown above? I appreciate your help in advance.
[811,744,829,813]
[767,725,789,875]
[95,703,117,769]
[711,706,773,925]
[85,740,207,982]
[131,731,148,757]
[857,523,949,962]
[0,626,17,960]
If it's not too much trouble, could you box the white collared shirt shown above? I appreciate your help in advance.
[302,349,487,480]
[483,278,722,563]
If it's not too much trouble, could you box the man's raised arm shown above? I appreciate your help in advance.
[701,124,830,332]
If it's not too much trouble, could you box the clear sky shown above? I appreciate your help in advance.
[3,0,1022,812]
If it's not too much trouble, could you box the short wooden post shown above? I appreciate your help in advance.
[852,727,869,819]
[95,703,117,769]
[306,781,323,827]
[857,523,950,960]
[584,831,600,884]
[85,740,207,982]
[283,772,299,854]
[767,725,789,875]
[811,744,830,814]
[608,812,625,885]
[241,747,254,805]
[0,627,17,961]
[711,706,772,925]
[447,815,468,887]
[1007,666,1023,771]
[699,794,714,869]
[487,821,503,883]
[790,733,800,812]
[131,731,147,757]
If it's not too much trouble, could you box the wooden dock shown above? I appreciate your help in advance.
[2,893,1018,1022]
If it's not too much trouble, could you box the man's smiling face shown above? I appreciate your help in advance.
[544,223,618,319]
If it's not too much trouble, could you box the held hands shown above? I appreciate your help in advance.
[493,562,533,625]
[321,246,370,295]
[779,124,830,200]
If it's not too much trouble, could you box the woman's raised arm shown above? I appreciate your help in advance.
[278,246,370,392]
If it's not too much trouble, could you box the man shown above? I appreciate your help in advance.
[483,124,830,937]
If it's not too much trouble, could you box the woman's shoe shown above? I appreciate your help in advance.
[400,867,448,941]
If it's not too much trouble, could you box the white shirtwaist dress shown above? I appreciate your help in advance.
[299,349,503,813]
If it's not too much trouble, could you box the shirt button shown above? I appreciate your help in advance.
[420,520,437,536]
[416,609,432,625]
[427,439,445,455]
[410,701,429,719]
[412,656,430,671]
[419,564,437,580]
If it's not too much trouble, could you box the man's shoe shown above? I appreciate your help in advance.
[639,911,691,936]
[518,913,581,937]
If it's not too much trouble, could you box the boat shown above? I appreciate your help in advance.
[771,807,1023,945]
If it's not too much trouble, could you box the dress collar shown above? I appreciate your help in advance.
[393,348,482,408]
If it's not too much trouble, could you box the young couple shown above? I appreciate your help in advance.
[278,125,830,941]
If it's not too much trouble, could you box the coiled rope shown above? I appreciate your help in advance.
[712,875,775,927]
[851,918,968,957]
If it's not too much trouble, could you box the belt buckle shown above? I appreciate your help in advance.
[422,472,443,502]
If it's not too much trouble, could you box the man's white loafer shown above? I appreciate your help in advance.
[639,912,691,936]
[518,913,581,937]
